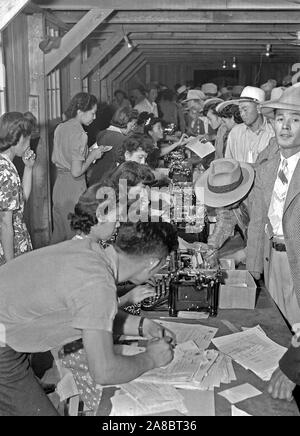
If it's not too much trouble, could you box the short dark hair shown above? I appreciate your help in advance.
[105,160,155,188]
[115,133,153,164]
[115,221,178,258]
[137,112,161,136]
[70,162,155,234]
[64,92,98,120]
[114,89,127,99]
[0,112,37,152]
[111,106,131,128]
[219,104,243,124]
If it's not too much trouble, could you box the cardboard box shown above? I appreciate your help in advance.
[219,270,257,309]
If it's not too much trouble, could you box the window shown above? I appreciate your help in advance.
[0,33,6,116]
[46,26,62,120]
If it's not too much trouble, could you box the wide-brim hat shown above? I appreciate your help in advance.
[203,97,223,111]
[201,82,218,96]
[230,86,265,106]
[195,158,255,208]
[260,86,286,118]
[216,100,238,113]
[183,89,206,103]
[260,83,300,116]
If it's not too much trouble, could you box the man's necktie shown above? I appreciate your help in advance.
[278,159,288,185]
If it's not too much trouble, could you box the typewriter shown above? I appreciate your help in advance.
[141,249,222,317]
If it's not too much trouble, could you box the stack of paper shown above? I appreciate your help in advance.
[195,352,236,390]
[212,326,287,381]
[119,382,188,415]
[176,350,236,391]
[135,340,207,385]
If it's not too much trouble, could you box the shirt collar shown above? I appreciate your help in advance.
[245,116,269,135]
[280,150,300,166]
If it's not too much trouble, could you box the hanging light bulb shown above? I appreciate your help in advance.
[222,60,227,69]
[232,57,237,69]
[265,44,272,57]
[124,35,133,49]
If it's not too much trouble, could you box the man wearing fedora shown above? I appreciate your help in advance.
[225,86,274,164]
[247,84,300,401]
[195,158,254,265]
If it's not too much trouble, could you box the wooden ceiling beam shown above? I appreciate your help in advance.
[138,45,299,51]
[45,8,113,75]
[31,0,300,11]
[134,40,295,46]
[107,11,300,24]
[81,32,124,79]
[48,14,300,34]
[110,51,144,82]
[117,58,147,87]
[98,45,134,81]
[129,33,295,40]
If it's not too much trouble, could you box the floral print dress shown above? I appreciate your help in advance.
[0,154,32,265]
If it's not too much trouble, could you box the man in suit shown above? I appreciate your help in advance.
[246,84,300,401]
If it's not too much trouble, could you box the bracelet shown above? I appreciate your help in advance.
[138,317,145,337]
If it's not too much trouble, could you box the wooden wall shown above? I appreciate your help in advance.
[119,60,293,94]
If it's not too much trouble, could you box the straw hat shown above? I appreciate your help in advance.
[201,83,218,96]
[261,83,300,115]
[183,89,206,102]
[260,86,286,118]
[216,100,238,113]
[230,86,265,106]
[195,158,254,208]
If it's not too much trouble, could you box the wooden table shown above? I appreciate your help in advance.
[98,284,299,416]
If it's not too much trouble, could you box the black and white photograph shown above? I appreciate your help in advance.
[0,0,300,418]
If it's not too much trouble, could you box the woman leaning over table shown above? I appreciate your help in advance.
[51,92,104,244]
[0,112,36,266]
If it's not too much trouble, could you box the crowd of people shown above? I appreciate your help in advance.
[0,72,300,415]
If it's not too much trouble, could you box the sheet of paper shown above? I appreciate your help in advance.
[56,370,79,401]
[185,138,215,158]
[241,325,266,335]
[110,391,146,416]
[120,382,187,414]
[231,405,252,416]
[178,389,215,416]
[212,327,287,380]
[157,320,218,350]
[218,383,262,404]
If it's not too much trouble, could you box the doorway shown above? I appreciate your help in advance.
[194,69,239,87]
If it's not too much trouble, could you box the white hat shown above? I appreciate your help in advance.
[195,158,255,208]
[231,86,265,105]
[260,86,285,118]
[201,83,218,96]
[203,97,223,110]
[183,89,206,102]
[216,100,238,113]
[260,84,300,118]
